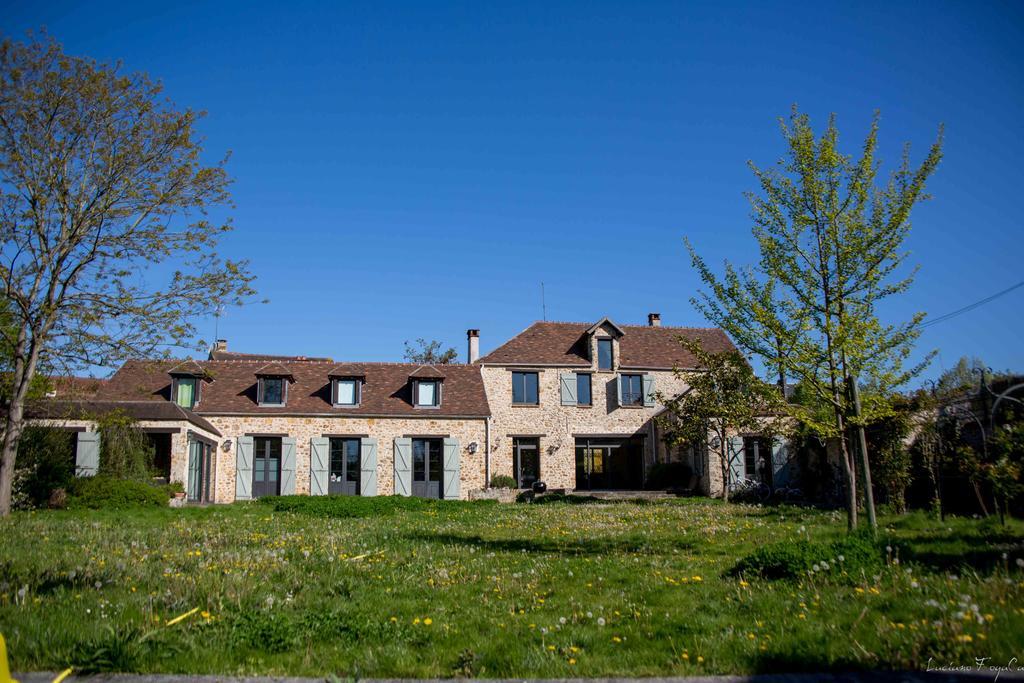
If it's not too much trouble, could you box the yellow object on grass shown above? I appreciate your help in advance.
[164,607,200,626]
[0,633,18,683]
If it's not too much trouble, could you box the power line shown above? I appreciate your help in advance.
[921,280,1024,328]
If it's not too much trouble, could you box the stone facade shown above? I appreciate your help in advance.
[200,415,487,503]
[480,323,705,490]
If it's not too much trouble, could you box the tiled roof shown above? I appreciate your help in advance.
[408,365,446,379]
[26,399,221,436]
[45,376,107,399]
[95,359,490,417]
[476,321,737,369]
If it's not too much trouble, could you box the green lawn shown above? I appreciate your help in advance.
[1,497,1022,677]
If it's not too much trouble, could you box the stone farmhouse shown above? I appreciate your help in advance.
[27,314,794,503]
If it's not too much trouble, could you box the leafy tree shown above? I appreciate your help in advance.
[0,34,256,515]
[403,338,458,365]
[656,338,786,502]
[686,108,942,530]
[935,356,988,396]
[97,409,155,481]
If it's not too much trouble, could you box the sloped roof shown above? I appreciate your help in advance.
[408,365,446,379]
[476,321,737,369]
[96,359,490,417]
[167,360,208,377]
[26,399,221,436]
[45,376,107,399]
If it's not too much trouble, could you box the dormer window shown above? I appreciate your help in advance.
[255,363,293,407]
[167,360,207,409]
[334,378,361,406]
[414,380,440,408]
[597,338,614,370]
[258,377,286,406]
[174,377,198,409]
[408,365,445,409]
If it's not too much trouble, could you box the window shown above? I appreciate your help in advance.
[174,377,197,409]
[414,380,440,407]
[258,377,286,406]
[512,371,539,405]
[334,379,360,406]
[620,373,643,406]
[597,338,613,370]
[576,373,592,406]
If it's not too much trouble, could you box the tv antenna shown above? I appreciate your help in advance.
[541,282,547,321]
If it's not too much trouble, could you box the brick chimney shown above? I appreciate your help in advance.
[647,313,661,327]
[467,329,480,363]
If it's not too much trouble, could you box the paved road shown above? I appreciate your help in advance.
[14,672,1024,683]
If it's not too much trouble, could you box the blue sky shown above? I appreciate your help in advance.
[4,1,1023,383]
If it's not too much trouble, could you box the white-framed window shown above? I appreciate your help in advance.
[414,380,440,407]
[334,378,360,406]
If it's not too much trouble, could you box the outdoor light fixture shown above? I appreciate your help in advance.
[222,439,232,452]
[467,442,478,454]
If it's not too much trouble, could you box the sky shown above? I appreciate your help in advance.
[3,0,1023,384]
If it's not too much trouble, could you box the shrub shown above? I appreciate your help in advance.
[730,530,889,580]
[10,425,76,509]
[645,462,693,490]
[489,474,517,489]
[67,476,168,510]
[97,410,155,481]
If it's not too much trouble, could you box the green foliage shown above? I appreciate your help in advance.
[0,33,257,515]
[685,107,943,527]
[657,337,786,500]
[9,426,75,509]
[489,474,518,489]
[402,338,458,364]
[66,476,168,510]
[731,530,889,580]
[96,410,155,481]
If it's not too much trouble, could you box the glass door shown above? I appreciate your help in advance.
[412,438,442,499]
[252,437,281,498]
[329,438,361,495]
[187,440,202,501]
[514,438,540,488]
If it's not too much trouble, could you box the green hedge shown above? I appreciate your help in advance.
[67,476,169,510]
[729,530,891,580]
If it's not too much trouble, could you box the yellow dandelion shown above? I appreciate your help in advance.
[568,658,576,665]
[423,618,433,626]
[697,656,704,663]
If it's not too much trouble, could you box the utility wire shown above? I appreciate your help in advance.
[921,280,1024,328]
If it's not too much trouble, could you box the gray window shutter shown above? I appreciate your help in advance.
[771,436,789,487]
[309,437,328,496]
[614,374,622,407]
[642,374,656,407]
[443,437,460,500]
[75,431,99,477]
[728,436,745,484]
[280,437,297,495]
[235,436,254,500]
[393,437,412,496]
[360,438,378,497]
[559,373,577,405]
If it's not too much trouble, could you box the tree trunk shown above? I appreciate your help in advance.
[0,333,42,516]
[849,373,878,532]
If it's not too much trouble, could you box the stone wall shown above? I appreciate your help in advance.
[479,360,697,490]
[202,415,488,503]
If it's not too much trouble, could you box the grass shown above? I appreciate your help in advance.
[1,497,1023,677]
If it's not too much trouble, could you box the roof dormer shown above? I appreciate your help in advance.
[585,317,625,371]
[167,360,210,409]
[255,363,294,407]
[409,365,445,408]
